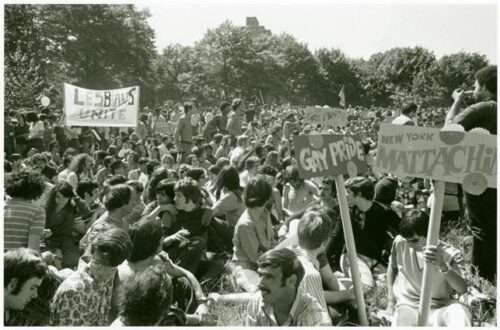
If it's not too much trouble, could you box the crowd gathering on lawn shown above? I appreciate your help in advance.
[3,64,496,326]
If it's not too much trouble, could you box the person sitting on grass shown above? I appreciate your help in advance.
[114,219,215,326]
[282,165,320,217]
[112,264,174,326]
[162,177,213,276]
[293,207,356,323]
[386,209,471,326]
[4,169,46,252]
[246,248,331,326]
[50,228,132,326]
[4,248,48,326]
[231,176,276,293]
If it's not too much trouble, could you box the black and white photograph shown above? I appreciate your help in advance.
[2,0,498,326]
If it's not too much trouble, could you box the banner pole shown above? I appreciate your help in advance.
[335,175,368,326]
[417,180,445,326]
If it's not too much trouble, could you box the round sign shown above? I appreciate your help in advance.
[41,96,51,107]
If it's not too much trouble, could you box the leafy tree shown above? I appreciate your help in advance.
[316,48,367,107]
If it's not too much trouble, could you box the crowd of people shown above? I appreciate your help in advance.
[3,64,496,326]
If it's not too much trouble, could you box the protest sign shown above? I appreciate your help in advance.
[154,121,176,135]
[375,123,496,195]
[293,133,368,325]
[64,83,139,127]
[303,106,348,128]
[293,134,368,179]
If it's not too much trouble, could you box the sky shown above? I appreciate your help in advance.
[140,1,497,63]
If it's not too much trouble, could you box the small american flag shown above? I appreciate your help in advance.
[339,85,346,108]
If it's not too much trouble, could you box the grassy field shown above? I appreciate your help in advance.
[203,219,497,327]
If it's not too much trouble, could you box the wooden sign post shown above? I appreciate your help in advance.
[335,174,368,326]
[417,180,445,326]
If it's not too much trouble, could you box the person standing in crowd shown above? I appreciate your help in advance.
[50,228,132,326]
[4,169,46,252]
[246,248,331,326]
[444,64,497,282]
[64,125,81,152]
[14,111,30,156]
[386,209,470,326]
[4,248,48,326]
[226,98,244,146]
[26,111,45,153]
[174,102,196,164]
[392,103,417,126]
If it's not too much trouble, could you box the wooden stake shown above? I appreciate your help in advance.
[335,175,368,326]
[417,180,445,326]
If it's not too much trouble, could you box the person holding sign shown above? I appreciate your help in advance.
[386,209,470,326]
[445,65,497,282]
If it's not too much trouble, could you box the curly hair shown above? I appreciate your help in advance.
[120,264,173,326]
[68,153,91,175]
[5,169,45,200]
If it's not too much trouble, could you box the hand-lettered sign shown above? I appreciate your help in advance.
[64,83,139,127]
[303,106,348,128]
[375,123,497,195]
[293,134,367,179]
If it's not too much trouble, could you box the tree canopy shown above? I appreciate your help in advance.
[5,5,492,111]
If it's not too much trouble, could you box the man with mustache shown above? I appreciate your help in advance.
[246,248,331,326]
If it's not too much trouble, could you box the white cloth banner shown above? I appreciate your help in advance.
[64,83,139,127]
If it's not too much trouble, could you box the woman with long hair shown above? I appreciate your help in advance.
[66,153,93,191]
[207,166,246,253]
[263,150,279,169]
[44,181,91,268]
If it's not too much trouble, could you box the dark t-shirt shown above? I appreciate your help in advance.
[167,207,211,239]
[453,100,497,134]
[330,201,399,264]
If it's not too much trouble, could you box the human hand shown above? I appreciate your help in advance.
[452,88,466,103]
[422,244,446,269]
[207,292,221,305]
[195,302,209,316]
[277,225,288,239]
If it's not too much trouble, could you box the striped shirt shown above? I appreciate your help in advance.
[4,199,46,251]
[246,290,331,326]
[292,246,328,311]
